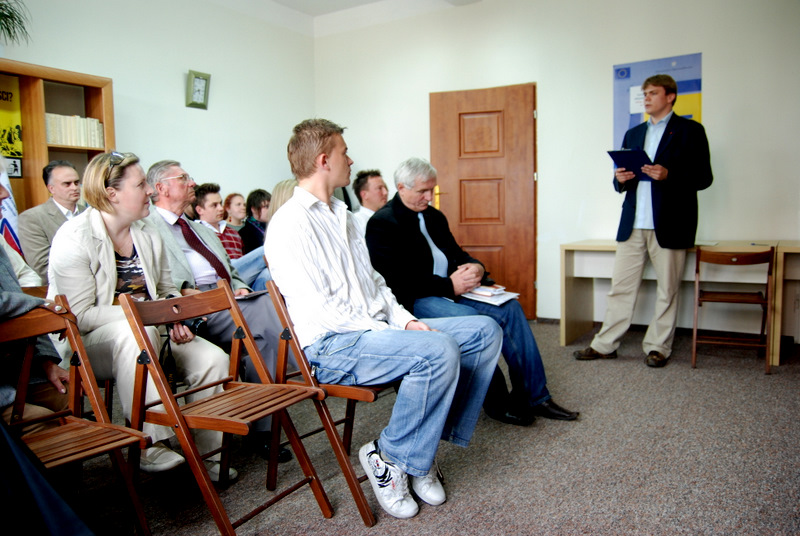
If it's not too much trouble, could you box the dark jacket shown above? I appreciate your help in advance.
[615,113,713,249]
[238,217,266,255]
[366,194,483,312]
[0,246,60,407]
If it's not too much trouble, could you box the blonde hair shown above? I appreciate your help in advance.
[83,152,140,213]
[287,118,344,179]
[266,179,298,221]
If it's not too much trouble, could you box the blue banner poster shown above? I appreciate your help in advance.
[0,168,20,254]
[0,74,23,253]
[613,53,702,149]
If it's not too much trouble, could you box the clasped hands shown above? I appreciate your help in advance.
[404,263,484,332]
[450,262,484,295]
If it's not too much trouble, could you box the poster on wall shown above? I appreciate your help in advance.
[612,53,702,149]
[0,74,23,157]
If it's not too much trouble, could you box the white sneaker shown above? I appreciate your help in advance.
[359,441,419,519]
[140,444,185,473]
[411,462,446,506]
[204,461,239,483]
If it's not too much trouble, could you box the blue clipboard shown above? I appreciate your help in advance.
[608,150,653,180]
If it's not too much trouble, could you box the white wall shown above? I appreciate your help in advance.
[5,0,798,320]
[4,0,315,193]
[314,0,800,319]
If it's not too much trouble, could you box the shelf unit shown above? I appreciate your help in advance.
[0,58,115,211]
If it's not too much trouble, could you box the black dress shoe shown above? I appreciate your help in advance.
[531,399,579,421]
[573,347,617,360]
[265,445,293,463]
[485,407,536,426]
[645,351,669,368]
[246,432,293,463]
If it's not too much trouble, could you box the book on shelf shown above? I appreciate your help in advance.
[45,112,104,148]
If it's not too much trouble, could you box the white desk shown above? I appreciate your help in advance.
[560,239,783,366]
[771,241,800,366]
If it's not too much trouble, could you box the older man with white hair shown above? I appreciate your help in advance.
[366,157,579,427]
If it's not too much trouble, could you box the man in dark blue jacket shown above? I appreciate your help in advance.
[574,74,713,367]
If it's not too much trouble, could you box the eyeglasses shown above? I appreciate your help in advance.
[105,151,134,186]
[160,173,194,184]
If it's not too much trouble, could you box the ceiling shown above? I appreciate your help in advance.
[271,0,480,17]
[270,0,384,16]
[204,0,484,37]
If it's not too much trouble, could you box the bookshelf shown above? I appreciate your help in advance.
[0,58,115,211]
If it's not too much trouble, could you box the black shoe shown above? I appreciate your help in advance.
[645,351,669,368]
[531,399,579,421]
[265,444,293,463]
[573,347,617,360]
[246,432,293,463]
[485,406,536,426]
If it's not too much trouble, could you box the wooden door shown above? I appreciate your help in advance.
[430,83,537,318]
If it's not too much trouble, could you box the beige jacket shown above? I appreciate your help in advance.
[18,197,86,284]
[47,207,179,334]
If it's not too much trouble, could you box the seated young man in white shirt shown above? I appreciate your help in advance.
[265,118,502,519]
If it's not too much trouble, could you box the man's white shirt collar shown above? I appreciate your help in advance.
[154,205,181,225]
[198,219,226,233]
[52,198,80,219]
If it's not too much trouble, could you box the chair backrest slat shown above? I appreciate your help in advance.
[696,248,774,272]
[129,287,232,326]
[266,280,321,388]
[0,307,68,343]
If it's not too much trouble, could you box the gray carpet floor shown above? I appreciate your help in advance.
[71,323,800,535]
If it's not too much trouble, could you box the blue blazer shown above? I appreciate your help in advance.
[615,113,713,249]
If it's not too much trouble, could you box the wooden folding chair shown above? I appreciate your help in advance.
[21,285,116,419]
[0,294,152,535]
[692,246,775,373]
[267,280,398,527]
[119,279,333,535]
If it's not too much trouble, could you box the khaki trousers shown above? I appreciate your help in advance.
[1,382,70,435]
[591,229,686,357]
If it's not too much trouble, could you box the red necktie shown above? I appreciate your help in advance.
[175,217,231,283]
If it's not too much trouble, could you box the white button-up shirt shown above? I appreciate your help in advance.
[634,111,673,229]
[53,199,80,220]
[265,187,415,348]
[154,206,219,286]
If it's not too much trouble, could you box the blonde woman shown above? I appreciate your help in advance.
[264,179,298,222]
[48,152,235,481]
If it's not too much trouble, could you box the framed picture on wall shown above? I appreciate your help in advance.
[5,157,21,177]
[186,70,211,109]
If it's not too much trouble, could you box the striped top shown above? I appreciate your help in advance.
[198,220,244,259]
[265,186,415,348]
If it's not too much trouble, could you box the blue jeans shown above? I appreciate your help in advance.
[231,246,271,291]
[304,316,501,477]
[413,296,550,408]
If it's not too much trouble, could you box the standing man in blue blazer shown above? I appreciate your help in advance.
[574,74,713,367]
